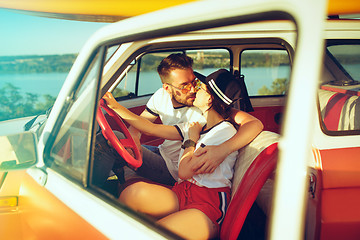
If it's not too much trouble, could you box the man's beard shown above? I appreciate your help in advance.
[171,89,195,107]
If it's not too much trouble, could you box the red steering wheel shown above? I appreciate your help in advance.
[96,99,142,169]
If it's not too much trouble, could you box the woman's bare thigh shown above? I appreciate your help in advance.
[157,208,218,240]
[119,181,179,218]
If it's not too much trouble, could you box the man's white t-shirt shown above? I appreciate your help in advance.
[146,88,206,180]
[176,121,238,188]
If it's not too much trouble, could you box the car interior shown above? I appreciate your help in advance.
[92,42,290,238]
[43,28,360,238]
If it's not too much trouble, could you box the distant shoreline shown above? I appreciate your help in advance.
[0,54,77,74]
[0,51,293,74]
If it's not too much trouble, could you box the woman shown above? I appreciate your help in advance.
[103,69,244,239]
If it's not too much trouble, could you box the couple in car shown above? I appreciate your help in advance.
[94,53,263,239]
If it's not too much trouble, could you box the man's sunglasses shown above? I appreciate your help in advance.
[168,78,202,94]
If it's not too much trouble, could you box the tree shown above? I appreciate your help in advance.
[0,83,55,121]
[36,94,56,112]
[0,83,25,120]
[258,78,288,95]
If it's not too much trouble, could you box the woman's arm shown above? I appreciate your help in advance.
[103,92,182,140]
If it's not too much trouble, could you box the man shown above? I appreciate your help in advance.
[93,53,263,190]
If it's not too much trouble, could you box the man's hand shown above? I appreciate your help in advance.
[189,109,263,175]
[103,92,119,109]
[192,145,228,174]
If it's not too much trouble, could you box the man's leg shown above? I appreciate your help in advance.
[92,133,126,188]
[136,146,176,186]
[93,132,175,187]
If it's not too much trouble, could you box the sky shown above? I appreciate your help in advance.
[0,9,108,56]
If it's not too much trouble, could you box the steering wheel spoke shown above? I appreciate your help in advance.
[119,138,135,148]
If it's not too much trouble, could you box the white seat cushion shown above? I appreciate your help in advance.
[231,130,280,215]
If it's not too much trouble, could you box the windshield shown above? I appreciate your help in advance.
[0,9,107,135]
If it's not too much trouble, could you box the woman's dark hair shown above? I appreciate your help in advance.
[157,53,193,83]
[194,69,241,120]
[208,88,233,120]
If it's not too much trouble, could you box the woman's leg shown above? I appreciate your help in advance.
[119,181,179,218]
[157,208,218,240]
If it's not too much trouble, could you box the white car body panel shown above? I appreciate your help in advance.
[44,168,167,239]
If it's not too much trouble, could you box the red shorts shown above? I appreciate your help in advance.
[171,181,231,227]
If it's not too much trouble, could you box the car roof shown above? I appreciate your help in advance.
[0,0,197,22]
[328,0,360,15]
[0,0,359,22]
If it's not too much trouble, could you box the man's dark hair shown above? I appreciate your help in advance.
[157,53,193,83]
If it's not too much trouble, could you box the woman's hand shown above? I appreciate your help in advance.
[188,122,202,142]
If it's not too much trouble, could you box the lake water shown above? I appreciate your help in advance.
[0,72,68,97]
[0,66,291,98]
[0,67,290,135]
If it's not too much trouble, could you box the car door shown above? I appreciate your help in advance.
[28,49,172,239]
[307,41,360,240]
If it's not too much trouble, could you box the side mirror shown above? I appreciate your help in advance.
[0,132,38,171]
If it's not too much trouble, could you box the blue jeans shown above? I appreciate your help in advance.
[92,133,176,188]
[143,145,160,154]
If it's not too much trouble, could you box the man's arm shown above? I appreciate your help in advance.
[120,108,180,140]
[178,122,202,180]
[104,92,180,140]
[192,108,264,174]
[128,109,159,149]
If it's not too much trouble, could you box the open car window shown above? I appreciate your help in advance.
[240,49,291,97]
[112,49,231,99]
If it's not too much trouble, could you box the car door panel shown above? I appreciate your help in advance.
[251,106,284,134]
[0,170,107,239]
[18,172,107,239]
[307,147,360,240]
